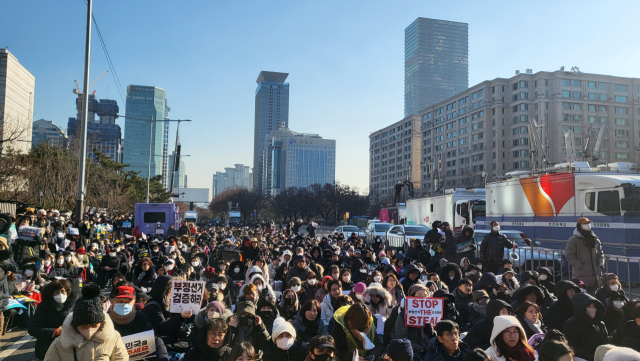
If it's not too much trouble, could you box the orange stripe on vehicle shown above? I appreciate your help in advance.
[519,178,554,216]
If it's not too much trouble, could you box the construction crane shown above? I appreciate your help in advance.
[73,70,109,94]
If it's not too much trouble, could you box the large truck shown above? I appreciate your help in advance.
[379,204,406,225]
[134,203,179,237]
[476,162,640,256]
[406,188,486,232]
[183,211,198,224]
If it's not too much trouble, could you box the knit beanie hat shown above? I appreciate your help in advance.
[272,316,296,339]
[71,284,105,327]
[353,282,367,294]
[595,344,616,361]
[203,267,216,279]
[473,290,489,302]
[602,347,640,361]
[236,301,255,317]
[386,338,413,361]
[206,301,225,315]
[321,275,333,286]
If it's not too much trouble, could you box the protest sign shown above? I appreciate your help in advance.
[67,227,79,236]
[155,229,164,235]
[122,221,132,228]
[455,240,475,253]
[18,226,42,240]
[122,330,156,360]
[169,280,205,314]
[404,297,444,327]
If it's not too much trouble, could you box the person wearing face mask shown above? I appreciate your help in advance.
[300,271,320,304]
[613,306,640,353]
[190,253,207,281]
[603,291,627,333]
[339,269,355,291]
[563,293,609,361]
[43,284,128,361]
[109,282,169,360]
[96,245,120,287]
[279,289,300,321]
[28,279,79,360]
[184,318,233,361]
[332,302,381,361]
[467,290,490,327]
[263,317,308,361]
[49,251,78,280]
[255,296,278,334]
[227,301,270,360]
[546,280,580,331]
[565,217,605,295]
[536,266,556,294]
[595,273,625,306]
[305,335,338,361]
[213,275,233,309]
[439,262,463,292]
[480,221,515,274]
[351,259,370,284]
[287,255,311,285]
[16,262,46,296]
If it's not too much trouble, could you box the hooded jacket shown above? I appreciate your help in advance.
[464,299,513,350]
[439,263,463,291]
[484,315,529,361]
[142,275,186,347]
[618,319,640,353]
[563,293,609,361]
[43,312,128,361]
[400,264,421,292]
[510,284,545,312]
[364,284,393,318]
[475,272,500,296]
[547,280,580,331]
[332,305,380,361]
[183,327,232,361]
[447,225,476,264]
[245,261,270,284]
[565,228,605,288]
[237,274,276,302]
[286,255,311,284]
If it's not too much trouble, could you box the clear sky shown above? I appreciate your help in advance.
[3,0,640,196]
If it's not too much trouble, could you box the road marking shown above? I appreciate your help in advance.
[0,334,33,360]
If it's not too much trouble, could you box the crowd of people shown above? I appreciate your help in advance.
[0,208,637,361]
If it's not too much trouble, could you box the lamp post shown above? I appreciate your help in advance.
[129,152,190,203]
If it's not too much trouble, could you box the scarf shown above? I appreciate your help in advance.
[524,317,544,334]
[302,315,320,337]
[578,228,599,248]
[472,302,487,315]
[195,331,224,360]
[109,307,137,325]
[501,343,535,361]
[237,323,255,343]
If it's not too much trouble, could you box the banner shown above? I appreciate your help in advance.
[67,227,79,236]
[455,240,475,253]
[169,280,205,314]
[404,297,444,327]
[155,229,164,235]
[121,330,156,360]
[122,221,132,228]
[18,226,42,240]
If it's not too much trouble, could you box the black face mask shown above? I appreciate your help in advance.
[241,315,254,327]
[285,297,295,306]
[313,353,334,361]
[259,310,274,320]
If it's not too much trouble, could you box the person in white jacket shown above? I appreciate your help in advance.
[320,279,342,326]
[485,315,536,361]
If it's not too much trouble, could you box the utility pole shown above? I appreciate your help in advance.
[75,0,92,222]
[169,121,182,199]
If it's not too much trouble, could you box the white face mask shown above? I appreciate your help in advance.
[610,284,619,292]
[292,285,301,293]
[308,279,317,286]
[580,288,587,293]
[79,326,100,340]
[109,252,116,257]
[582,223,592,231]
[359,269,368,274]
[234,267,240,273]
[477,265,482,270]
[332,274,339,279]
[276,336,294,350]
[613,301,625,309]
[493,226,500,231]
[217,283,226,290]
[449,276,455,280]
[44,261,51,266]
[25,270,34,277]
[191,261,199,267]
[56,259,64,265]
[166,265,174,271]
[374,276,382,283]
[54,294,67,304]
[65,257,71,262]
[539,275,547,281]
[356,294,364,301]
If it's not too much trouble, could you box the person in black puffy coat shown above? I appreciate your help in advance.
[439,262,462,291]
[479,222,515,273]
[28,278,80,360]
[463,299,513,350]
[184,318,232,361]
[617,307,640,353]
[563,293,610,361]
[546,280,579,331]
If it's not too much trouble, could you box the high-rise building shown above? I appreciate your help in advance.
[212,164,252,198]
[371,68,640,198]
[0,48,35,154]
[67,96,122,162]
[32,119,68,149]
[253,71,289,192]
[122,85,169,182]
[404,18,468,116]
[262,129,335,196]
[168,151,187,191]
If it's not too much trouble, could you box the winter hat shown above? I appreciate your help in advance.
[203,267,215,279]
[249,266,263,275]
[322,275,333,286]
[272,316,297,340]
[407,284,429,297]
[595,344,616,361]
[206,301,225,315]
[386,338,413,361]
[490,316,526,346]
[76,247,86,255]
[288,277,302,287]
[473,290,489,303]
[236,301,255,317]
[353,282,367,294]
[602,347,640,361]
[71,284,105,327]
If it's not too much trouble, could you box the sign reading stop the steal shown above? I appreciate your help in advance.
[405,297,444,327]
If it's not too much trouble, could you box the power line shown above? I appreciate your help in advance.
[80,0,126,105]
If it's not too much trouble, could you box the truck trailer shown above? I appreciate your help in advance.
[406,188,486,232]
[134,203,179,237]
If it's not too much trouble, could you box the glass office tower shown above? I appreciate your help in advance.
[404,18,469,116]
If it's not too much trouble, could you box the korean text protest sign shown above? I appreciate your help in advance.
[169,280,205,314]
[404,297,443,327]
[121,330,156,360]
[18,226,42,240]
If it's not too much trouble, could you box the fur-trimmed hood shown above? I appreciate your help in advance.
[59,311,117,349]
[364,284,392,306]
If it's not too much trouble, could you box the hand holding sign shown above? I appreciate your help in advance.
[404,297,444,327]
[169,280,205,315]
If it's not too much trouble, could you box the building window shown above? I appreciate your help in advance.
[599,93,606,101]
[588,81,596,89]
[562,79,571,86]
[614,84,628,92]
[588,105,596,112]
[573,91,581,99]
[615,107,628,115]
[616,152,629,160]
[615,141,629,148]
[562,90,570,98]
[572,80,581,87]
[588,93,596,100]
[615,129,629,137]
[615,118,628,126]
[615,96,627,103]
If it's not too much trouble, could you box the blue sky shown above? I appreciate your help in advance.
[3,0,640,196]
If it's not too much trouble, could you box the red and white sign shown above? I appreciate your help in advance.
[404,297,444,327]
[424,216,430,223]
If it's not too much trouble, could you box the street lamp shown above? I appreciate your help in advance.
[128,152,191,203]
[120,115,191,203]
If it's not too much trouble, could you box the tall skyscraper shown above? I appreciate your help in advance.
[262,129,335,196]
[404,18,468,116]
[122,85,169,181]
[0,48,35,154]
[168,150,186,191]
[253,71,289,192]
[212,164,252,198]
[68,96,123,162]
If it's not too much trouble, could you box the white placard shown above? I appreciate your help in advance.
[155,229,164,235]
[18,226,42,240]
[404,297,444,327]
[121,330,156,360]
[169,280,205,315]
[67,227,79,235]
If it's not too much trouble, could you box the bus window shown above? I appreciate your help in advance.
[585,192,595,211]
[144,212,166,223]
[597,190,620,216]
